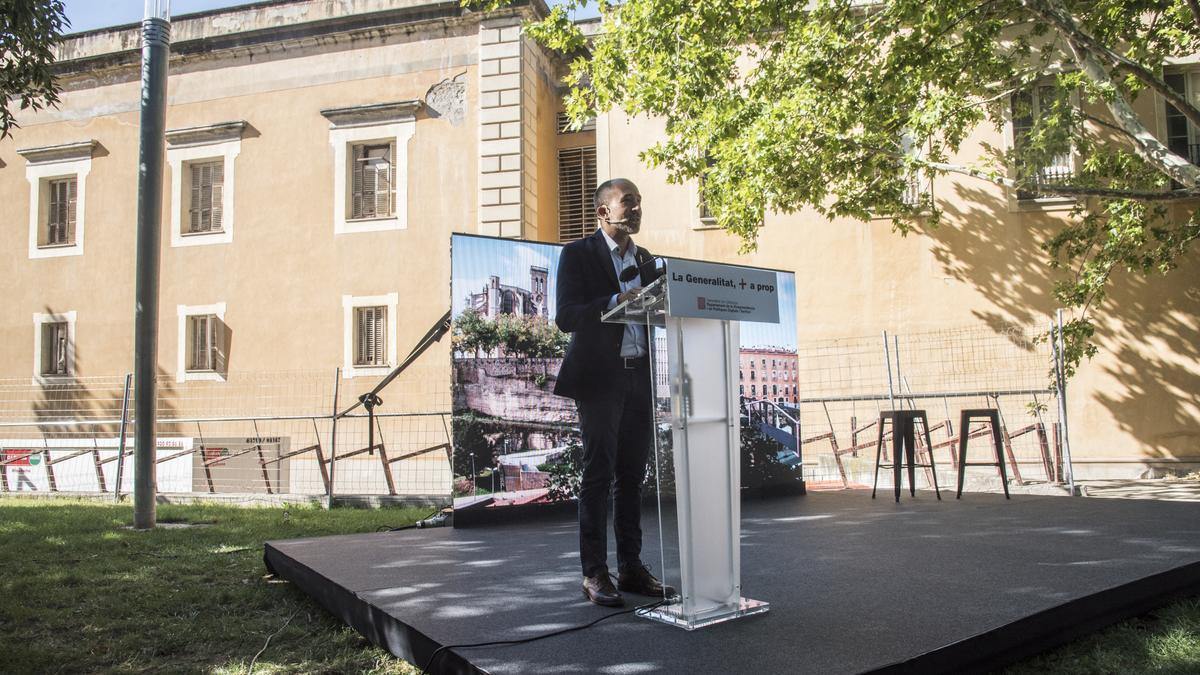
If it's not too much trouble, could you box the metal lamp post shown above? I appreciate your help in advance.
[133,0,171,530]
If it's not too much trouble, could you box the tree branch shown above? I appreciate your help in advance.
[1187,0,1200,33]
[1019,0,1200,188]
[1022,0,1200,133]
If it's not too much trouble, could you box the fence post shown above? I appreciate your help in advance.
[882,331,896,412]
[1053,311,1078,495]
[327,367,341,510]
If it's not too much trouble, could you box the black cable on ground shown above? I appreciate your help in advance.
[376,508,448,532]
[419,599,669,674]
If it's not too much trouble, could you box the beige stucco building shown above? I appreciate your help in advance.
[1,0,1197,489]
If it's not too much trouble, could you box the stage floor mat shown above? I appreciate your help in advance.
[265,491,1200,674]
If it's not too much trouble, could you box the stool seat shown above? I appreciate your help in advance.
[871,410,942,502]
[956,409,1011,500]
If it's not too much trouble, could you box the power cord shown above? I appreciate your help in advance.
[376,508,449,533]
[419,599,668,674]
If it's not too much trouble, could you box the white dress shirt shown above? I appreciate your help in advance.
[600,228,648,359]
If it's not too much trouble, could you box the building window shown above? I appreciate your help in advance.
[19,141,95,260]
[342,293,398,377]
[323,101,418,236]
[41,322,69,376]
[187,314,224,372]
[558,145,597,242]
[32,311,76,382]
[350,142,395,220]
[187,161,224,234]
[739,369,744,380]
[45,177,77,247]
[176,303,227,382]
[751,385,756,397]
[694,154,718,228]
[166,122,244,248]
[556,112,596,134]
[1011,85,1073,200]
[750,371,756,380]
[739,385,745,396]
[354,306,388,366]
[1164,72,1200,166]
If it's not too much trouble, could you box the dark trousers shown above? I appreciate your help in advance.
[575,363,654,578]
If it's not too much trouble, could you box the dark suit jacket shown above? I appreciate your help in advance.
[554,229,657,402]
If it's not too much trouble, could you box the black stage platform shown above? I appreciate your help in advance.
[264,491,1200,674]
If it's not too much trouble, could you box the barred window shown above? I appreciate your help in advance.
[1011,86,1073,199]
[351,143,395,220]
[188,161,224,234]
[556,112,596,134]
[41,322,69,376]
[46,177,77,246]
[355,306,387,367]
[558,145,597,242]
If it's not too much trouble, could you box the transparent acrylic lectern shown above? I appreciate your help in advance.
[602,274,770,630]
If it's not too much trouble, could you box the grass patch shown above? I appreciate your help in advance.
[0,497,427,674]
[1005,596,1200,674]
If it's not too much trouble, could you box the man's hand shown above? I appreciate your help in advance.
[617,287,644,304]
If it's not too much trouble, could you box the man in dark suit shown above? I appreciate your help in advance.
[554,178,671,607]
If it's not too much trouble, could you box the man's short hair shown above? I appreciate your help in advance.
[593,178,634,210]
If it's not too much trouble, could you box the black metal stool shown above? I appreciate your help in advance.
[871,410,942,502]
[956,409,1011,499]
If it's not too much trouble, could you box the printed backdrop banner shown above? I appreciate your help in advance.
[449,233,800,521]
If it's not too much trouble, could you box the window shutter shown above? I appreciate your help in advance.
[210,316,223,373]
[375,306,387,365]
[354,306,387,366]
[356,307,368,365]
[66,178,77,243]
[376,141,395,217]
[351,144,365,219]
[189,165,202,232]
[557,146,597,242]
[211,162,224,232]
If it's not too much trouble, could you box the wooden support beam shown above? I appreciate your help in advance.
[387,442,451,464]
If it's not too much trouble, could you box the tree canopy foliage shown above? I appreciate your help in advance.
[1,0,69,139]
[479,0,1200,372]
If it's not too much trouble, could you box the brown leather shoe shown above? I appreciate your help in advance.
[618,564,677,597]
[582,573,624,607]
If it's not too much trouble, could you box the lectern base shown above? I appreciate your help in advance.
[640,597,769,630]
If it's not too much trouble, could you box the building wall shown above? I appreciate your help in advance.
[0,2,548,406]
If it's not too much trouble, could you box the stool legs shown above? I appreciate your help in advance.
[956,415,969,499]
[893,419,904,502]
[919,413,942,500]
[903,419,916,499]
[956,410,1011,500]
[990,415,1011,500]
[871,418,885,499]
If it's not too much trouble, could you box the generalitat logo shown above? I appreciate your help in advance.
[697,297,706,310]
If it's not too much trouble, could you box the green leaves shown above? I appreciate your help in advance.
[475,0,1200,375]
[0,0,69,139]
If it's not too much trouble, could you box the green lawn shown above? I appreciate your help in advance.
[0,497,1197,674]
[0,498,425,674]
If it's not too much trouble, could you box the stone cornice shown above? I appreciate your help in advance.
[51,1,547,81]
[165,120,248,146]
[320,101,423,128]
[16,140,98,165]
